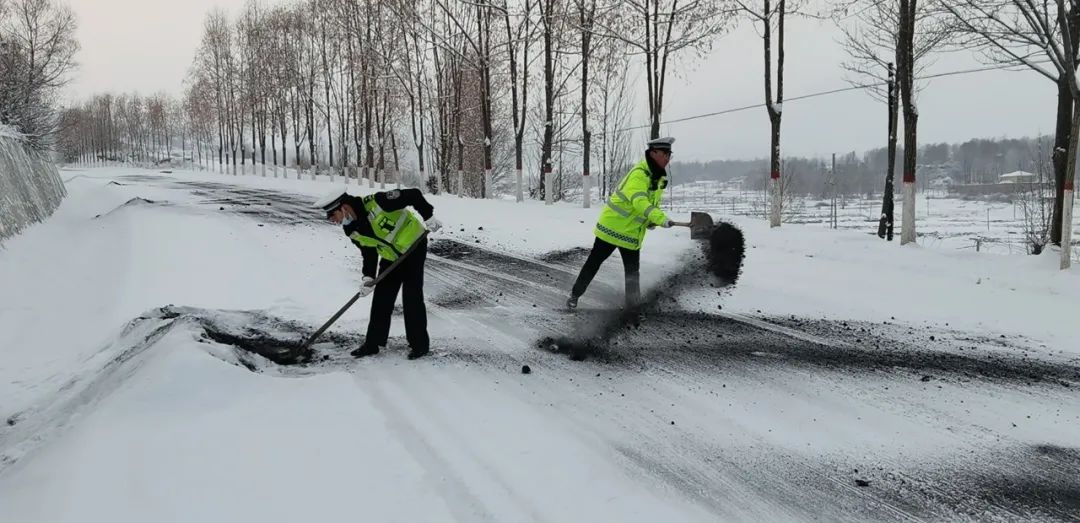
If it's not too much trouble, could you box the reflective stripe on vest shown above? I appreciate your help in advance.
[605,202,646,223]
[596,223,640,246]
[384,212,409,243]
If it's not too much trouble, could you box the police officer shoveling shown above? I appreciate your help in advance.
[309,186,442,360]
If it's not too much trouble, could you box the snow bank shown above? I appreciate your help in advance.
[0,128,66,243]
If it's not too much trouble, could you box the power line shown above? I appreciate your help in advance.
[619,60,1053,133]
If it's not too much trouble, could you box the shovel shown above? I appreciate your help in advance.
[669,211,715,240]
[297,230,430,358]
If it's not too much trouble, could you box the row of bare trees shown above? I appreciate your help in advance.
[61,0,733,203]
[57,92,205,167]
[0,0,78,149]
[54,0,1080,267]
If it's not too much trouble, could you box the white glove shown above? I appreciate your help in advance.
[425,216,442,233]
[358,276,375,297]
[660,219,673,228]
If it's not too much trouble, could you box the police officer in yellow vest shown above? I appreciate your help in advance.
[315,187,442,360]
[567,137,675,310]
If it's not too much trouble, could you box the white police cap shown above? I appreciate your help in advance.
[647,137,675,151]
[313,186,348,217]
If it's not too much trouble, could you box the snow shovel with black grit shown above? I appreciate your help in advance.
[298,230,430,357]
[669,211,715,240]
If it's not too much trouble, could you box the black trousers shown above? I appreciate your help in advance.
[365,237,429,350]
[570,237,641,307]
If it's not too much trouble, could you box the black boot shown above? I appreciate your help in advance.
[407,346,430,360]
[350,344,380,358]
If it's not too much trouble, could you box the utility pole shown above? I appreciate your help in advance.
[831,153,838,229]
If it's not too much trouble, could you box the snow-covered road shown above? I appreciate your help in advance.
[2,170,1078,522]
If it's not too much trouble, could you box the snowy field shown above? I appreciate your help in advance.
[664,180,1080,259]
[1,166,1078,522]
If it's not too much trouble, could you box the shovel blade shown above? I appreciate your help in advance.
[689,211,715,240]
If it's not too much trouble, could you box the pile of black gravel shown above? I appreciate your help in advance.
[542,220,745,360]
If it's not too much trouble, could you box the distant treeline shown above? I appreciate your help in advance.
[671,136,1051,198]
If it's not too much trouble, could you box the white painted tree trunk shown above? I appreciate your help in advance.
[583,174,591,209]
[380,168,386,189]
[901,180,916,245]
[1062,188,1074,269]
[485,169,492,199]
[515,169,524,202]
[768,174,781,227]
[457,170,464,198]
[261,163,266,177]
[367,167,374,188]
[545,173,553,206]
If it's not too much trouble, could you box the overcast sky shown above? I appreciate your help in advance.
[63,0,1055,163]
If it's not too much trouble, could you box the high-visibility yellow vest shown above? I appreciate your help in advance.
[593,160,668,250]
[348,195,425,260]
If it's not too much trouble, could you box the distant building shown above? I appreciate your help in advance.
[998,170,1036,184]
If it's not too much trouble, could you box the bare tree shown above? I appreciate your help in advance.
[593,32,634,198]
[576,0,597,207]
[837,0,950,241]
[942,0,1078,251]
[185,77,216,170]
[591,0,732,139]
[539,0,558,201]
[499,0,537,202]
[1019,138,1056,254]
[0,0,79,148]
[146,94,167,162]
[733,0,797,228]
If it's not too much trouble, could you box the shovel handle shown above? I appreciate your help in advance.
[669,221,692,228]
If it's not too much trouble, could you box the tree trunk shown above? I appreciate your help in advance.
[1061,107,1079,268]
[541,0,554,202]
[899,0,918,245]
[503,0,529,202]
[323,35,334,176]
[645,0,657,139]
[307,98,316,177]
[250,93,257,171]
[879,62,898,241]
[581,1,592,209]
[765,0,785,228]
[1052,78,1072,245]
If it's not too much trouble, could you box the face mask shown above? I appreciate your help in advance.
[341,215,354,227]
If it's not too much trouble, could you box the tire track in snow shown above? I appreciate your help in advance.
[352,370,499,522]
[360,367,553,522]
